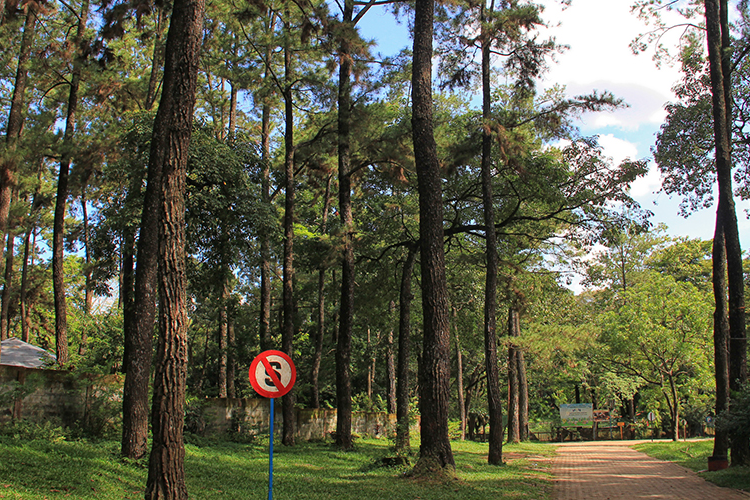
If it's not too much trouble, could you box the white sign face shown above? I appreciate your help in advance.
[560,403,594,427]
[249,350,296,398]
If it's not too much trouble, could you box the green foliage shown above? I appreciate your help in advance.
[0,420,68,443]
[717,383,750,447]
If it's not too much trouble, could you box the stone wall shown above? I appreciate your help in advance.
[0,365,123,432]
[2,367,403,441]
[200,398,398,441]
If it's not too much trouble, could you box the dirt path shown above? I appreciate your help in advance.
[552,440,750,500]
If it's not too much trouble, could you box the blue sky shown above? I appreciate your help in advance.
[355,0,750,250]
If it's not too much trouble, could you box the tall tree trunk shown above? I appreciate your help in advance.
[386,300,397,415]
[122,46,165,463]
[145,7,165,111]
[227,318,236,398]
[0,4,38,359]
[705,0,748,466]
[1,226,15,340]
[711,218,730,460]
[218,280,229,398]
[281,36,296,447]
[517,347,529,441]
[0,5,36,248]
[258,15,275,352]
[480,4,503,463]
[335,0,356,452]
[311,174,332,409]
[20,223,33,343]
[412,0,455,472]
[79,186,91,356]
[454,314,466,441]
[121,5,163,432]
[53,0,90,366]
[228,81,237,140]
[507,311,520,444]
[395,244,417,454]
[144,0,205,496]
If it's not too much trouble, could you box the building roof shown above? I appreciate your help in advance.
[0,337,57,369]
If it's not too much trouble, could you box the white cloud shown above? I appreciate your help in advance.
[629,161,663,198]
[539,0,683,132]
[597,134,638,165]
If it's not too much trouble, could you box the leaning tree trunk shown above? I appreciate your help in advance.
[412,0,455,473]
[143,0,205,496]
[395,244,417,455]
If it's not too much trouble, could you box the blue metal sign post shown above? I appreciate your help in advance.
[268,397,275,500]
[248,351,296,500]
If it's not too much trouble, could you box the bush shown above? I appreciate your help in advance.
[717,383,750,445]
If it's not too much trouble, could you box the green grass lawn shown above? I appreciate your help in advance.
[0,435,554,500]
[634,439,750,492]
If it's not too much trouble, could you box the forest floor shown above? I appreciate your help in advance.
[552,439,750,499]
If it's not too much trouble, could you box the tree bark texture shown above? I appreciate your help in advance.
[711,216,730,459]
[395,244,417,454]
[705,0,748,465]
[281,38,296,447]
[387,300,397,415]
[53,0,89,366]
[517,348,529,441]
[143,0,205,496]
[311,175,331,409]
[1,227,15,340]
[481,10,504,464]
[218,280,229,398]
[412,0,455,471]
[0,6,36,247]
[336,0,355,451]
[258,17,274,351]
[507,332,520,443]
[454,318,466,441]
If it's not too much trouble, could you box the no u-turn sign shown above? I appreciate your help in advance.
[249,350,296,399]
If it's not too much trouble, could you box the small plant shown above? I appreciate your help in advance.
[0,420,67,443]
[185,396,209,436]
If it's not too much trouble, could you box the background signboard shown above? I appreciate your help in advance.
[560,403,594,427]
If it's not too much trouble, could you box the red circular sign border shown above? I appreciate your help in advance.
[249,350,296,399]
